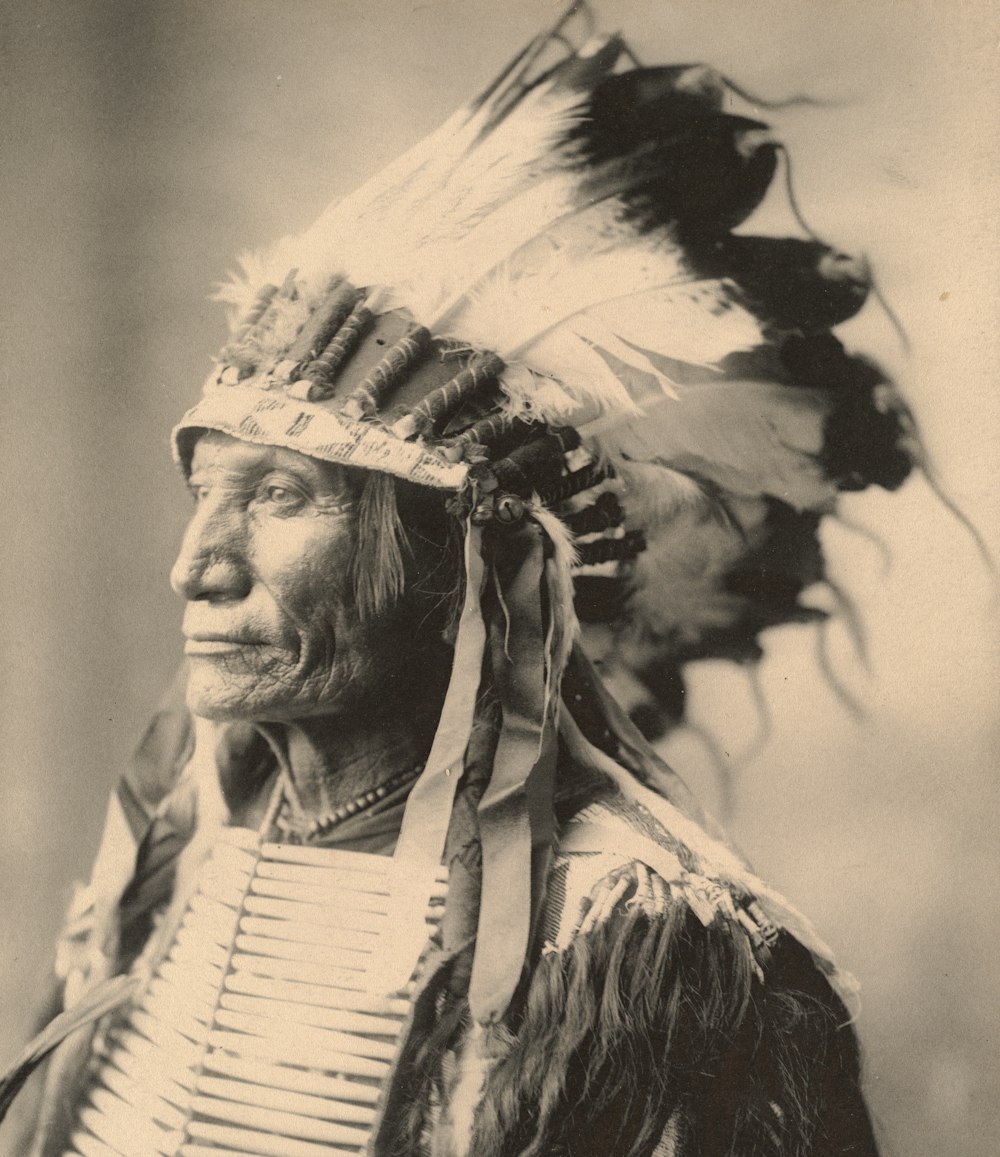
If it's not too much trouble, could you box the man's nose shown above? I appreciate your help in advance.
[170,504,251,601]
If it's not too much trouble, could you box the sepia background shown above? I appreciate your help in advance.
[1,2,997,1154]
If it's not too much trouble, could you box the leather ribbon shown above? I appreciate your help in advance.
[469,523,558,1024]
[374,519,488,995]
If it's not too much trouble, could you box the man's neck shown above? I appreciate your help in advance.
[254,708,435,821]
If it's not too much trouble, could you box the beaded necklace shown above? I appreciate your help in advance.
[275,762,425,842]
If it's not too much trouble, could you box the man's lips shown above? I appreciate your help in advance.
[183,633,267,656]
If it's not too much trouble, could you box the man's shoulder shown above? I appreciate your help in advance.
[544,780,779,963]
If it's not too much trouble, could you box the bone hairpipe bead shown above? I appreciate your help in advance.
[261,843,446,876]
[238,916,377,952]
[184,1119,344,1157]
[180,1150,337,1157]
[98,1065,187,1131]
[79,1099,179,1156]
[139,991,212,1037]
[187,1095,371,1148]
[107,1045,194,1105]
[218,992,402,1038]
[247,877,401,910]
[233,935,370,968]
[204,1028,391,1078]
[201,1052,383,1105]
[187,891,242,922]
[196,876,246,908]
[253,861,392,891]
[242,894,440,927]
[172,919,237,954]
[145,975,216,1013]
[69,1133,118,1157]
[156,959,226,996]
[241,894,386,930]
[227,953,372,989]
[133,1004,210,1052]
[113,1033,197,1087]
[194,1075,377,1126]
[128,1011,205,1060]
[211,1009,398,1063]
[168,935,229,969]
[222,971,412,1017]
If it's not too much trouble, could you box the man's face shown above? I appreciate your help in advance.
[172,431,410,722]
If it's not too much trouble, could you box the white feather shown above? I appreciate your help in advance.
[497,364,579,423]
[588,281,763,367]
[568,314,680,398]
[511,328,643,418]
[612,460,719,529]
[292,81,587,317]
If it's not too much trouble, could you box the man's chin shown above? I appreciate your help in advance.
[184,671,257,722]
[183,670,319,723]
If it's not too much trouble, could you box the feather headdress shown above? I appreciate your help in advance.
[168,0,917,1025]
[0,10,926,1143]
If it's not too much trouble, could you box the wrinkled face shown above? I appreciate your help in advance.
[171,431,414,722]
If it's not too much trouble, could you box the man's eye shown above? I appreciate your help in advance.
[257,481,307,511]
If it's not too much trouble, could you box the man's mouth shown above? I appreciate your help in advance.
[184,634,266,656]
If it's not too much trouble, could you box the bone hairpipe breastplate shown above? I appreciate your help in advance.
[62,830,448,1157]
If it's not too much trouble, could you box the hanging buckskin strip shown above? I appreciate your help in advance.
[469,523,557,1024]
[566,644,716,834]
[375,520,488,995]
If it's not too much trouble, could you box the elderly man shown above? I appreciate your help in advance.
[1,8,903,1155]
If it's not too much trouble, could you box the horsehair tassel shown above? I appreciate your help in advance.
[342,325,433,420]
[286,278,360,368]
[408,351,506,437]
[233,283,279,343]
[300,301,375,398]
[575,529,647,566]
[565,491,625,535]
[537,460,615,505]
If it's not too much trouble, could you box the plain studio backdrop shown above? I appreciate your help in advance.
[0,2,997,1154]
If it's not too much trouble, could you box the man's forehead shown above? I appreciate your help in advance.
[188,431,349,481]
